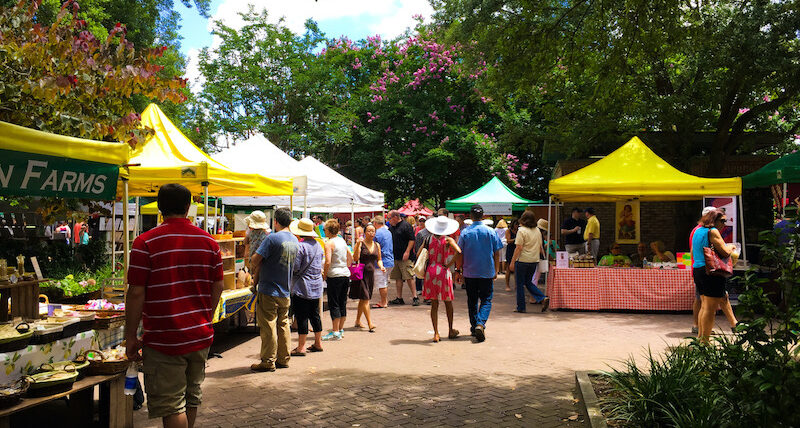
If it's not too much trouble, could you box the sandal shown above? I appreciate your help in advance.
[290,349,306,357]
[371,304,386,309]
[448,329,460,339]
[307,345,323,352]
[368,326,376,333]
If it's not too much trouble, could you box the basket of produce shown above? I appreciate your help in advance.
[26,370,79,397]
[76,349,129,376]
[43,317,81,338]
[0,323,33,353]
[29,322,64,345]
[39,360,90,380]
[70,311,96,333]
[0,377,30,408]
[93,314,125,330]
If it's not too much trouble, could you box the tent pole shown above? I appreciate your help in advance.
[221,204,225,233]
[739,194,747,263]
[111,196,116,275]
[123,179,130,281]
[214,197,219,233]
[304,195,308,218]
[351,200,355,248]
[783,182,788,216]
[545,196,552,289]
[203,183,209,233]
[134,196,140,237]
[290,195,294,215]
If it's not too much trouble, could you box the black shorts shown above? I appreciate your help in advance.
[692,267,726,298]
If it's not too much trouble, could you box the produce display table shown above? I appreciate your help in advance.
[547,267,695,311]
[0,279,47,322]
[212,288,253,324]
[0,331,95,384]
[0,373,132,428]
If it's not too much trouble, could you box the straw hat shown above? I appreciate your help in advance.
[425,216,459,236]
[289,218,318,237]
[537,219,549,231]
[247,210,269,230]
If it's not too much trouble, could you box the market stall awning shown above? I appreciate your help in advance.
[0,120,129,200]
[742,151,800,188]
[140,201,218,215]
[121,104,293,197]
[213,134,307,196]
[397,199,433,216]
[445,177,539,213]
[549,137,741,201]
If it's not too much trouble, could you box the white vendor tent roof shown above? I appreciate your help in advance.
[215,136,384,213]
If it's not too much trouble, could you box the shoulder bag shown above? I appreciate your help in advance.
[703,231,733,278]
[413,247,428,279]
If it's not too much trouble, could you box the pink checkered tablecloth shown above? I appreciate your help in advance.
[547,267,695,311]
[546,267,600,310]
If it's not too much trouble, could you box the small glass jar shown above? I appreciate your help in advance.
[16,255,24,276]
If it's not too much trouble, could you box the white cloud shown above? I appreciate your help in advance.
[184,47,205,94]
[208,0,433,41]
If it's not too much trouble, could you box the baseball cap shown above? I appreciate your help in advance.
[470,204,484,217]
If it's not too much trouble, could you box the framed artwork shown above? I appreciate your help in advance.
[615,201,640,244]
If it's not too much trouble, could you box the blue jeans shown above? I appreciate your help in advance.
[516,261,545,311]
[465,277,493,330]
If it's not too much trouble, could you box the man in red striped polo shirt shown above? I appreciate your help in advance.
[126,183,224,428]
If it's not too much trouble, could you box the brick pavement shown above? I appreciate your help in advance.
[132,276,712,427]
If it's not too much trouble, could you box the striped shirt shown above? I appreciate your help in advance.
[128,218,223,355]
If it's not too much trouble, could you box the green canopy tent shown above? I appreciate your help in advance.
[742,151,800,216]
[445,177,541,213]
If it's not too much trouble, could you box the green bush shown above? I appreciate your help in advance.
[601,217,800,427]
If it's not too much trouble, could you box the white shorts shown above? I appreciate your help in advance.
[374,269,388,289]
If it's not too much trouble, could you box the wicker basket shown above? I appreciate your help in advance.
[77,349,130,375]
[92,314,125,330]
[0,378,29,408]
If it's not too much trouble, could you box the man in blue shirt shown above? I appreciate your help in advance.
[250,208,298,372]
[456,205,503,342]
[372,215,394,308]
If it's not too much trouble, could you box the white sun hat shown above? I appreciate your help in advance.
[425,215,460,236]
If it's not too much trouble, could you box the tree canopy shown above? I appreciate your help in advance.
[433,0,800,173]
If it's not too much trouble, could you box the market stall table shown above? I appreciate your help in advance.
[546,267,695,311]
[0,373,132,428]
[212,288,253,324]
[0,331,95,384]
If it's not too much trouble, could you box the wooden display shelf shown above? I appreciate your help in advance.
[0,373,132,428]
[0,279,47,322]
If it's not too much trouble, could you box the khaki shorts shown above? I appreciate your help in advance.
[389,259,414,281]
[142,346,210,419]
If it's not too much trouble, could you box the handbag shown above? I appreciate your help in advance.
[703,242,733,278]
[413,247,428,279]
[348,263,364,281]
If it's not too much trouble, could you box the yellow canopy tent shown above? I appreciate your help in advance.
[140,201,218,215]
[120,104,293,197]
[546,136,746,263]
[549,137,741,202]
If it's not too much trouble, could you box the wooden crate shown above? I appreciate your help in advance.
[101,278,126,304]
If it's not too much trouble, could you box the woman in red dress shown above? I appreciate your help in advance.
[421,216,462,342]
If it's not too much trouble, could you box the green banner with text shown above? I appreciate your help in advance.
[0,149,119,200]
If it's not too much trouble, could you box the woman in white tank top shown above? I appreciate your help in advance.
[323,220,353,340]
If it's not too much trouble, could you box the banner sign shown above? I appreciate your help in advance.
[703,196,737,244]
[480,203,513,215]
[0,149,119,200]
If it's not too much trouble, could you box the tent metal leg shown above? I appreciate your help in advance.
[351,201,355,248]
[111,197,116,275]
[545,196,552,289]
[123,180,130,280]
[738,195,747,263]
[203,183,209,233]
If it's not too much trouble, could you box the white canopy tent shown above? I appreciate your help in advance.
[215,135,384,214]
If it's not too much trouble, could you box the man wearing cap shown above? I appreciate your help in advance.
[455,205,503,342]
[250,208,298,372]
[584,207,600,260]
[372,215,394,308]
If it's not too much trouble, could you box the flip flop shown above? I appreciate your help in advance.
[371,304,386,309]
[307,345,323,352]
[368,326,376,333]
[448,330,460,339]
[290,349,306,357]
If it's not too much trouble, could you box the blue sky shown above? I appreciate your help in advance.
[175,0,432,55]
